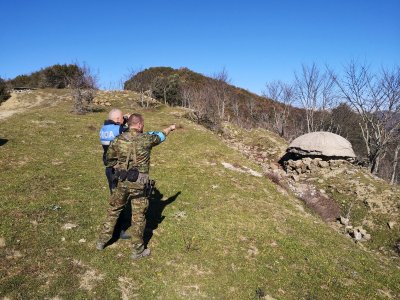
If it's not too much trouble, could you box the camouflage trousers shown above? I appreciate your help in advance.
[98,180,149,254]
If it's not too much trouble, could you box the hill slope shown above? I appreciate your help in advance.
[0,90,399,299]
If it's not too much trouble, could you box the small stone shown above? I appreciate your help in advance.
[78,238,86,243]
[172,211,187,219]
[339,216,349,226]
[359,228,367,236]
[270,163,279,170]
[294,160,303,168]
[291,174,300,182]
[62,223,78,230]
[61,237,66,242]
[363,233,371,241]
[0,237,5,248]
[11,250,23,259]
[353,231,362,241]
[387,221,396,229]
[317,179,324,184]
[318,161,329,168]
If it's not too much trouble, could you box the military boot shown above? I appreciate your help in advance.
[131,248,151,260]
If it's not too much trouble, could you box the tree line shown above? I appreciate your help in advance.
[1,63,98,113]
[124,63,400,184]
[2,63,398,183]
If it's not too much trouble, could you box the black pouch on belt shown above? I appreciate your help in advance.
[115,169,128,181]
[126,168,139,182]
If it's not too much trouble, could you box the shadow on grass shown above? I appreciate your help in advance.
[0,138,8,146]
[108,188,180,246]
[144,189,181,246]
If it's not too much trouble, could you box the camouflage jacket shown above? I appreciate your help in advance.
[106,130,164,173]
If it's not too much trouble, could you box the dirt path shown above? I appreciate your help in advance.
[0,92,45,121]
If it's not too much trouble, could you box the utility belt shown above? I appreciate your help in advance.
[114,168,147,183]
[113,168,155,197]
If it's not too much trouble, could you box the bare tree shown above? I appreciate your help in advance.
[231,94,240,120]
[123,67,149,106]
[294,63,336,132]
[332,61,400,174]
[211,67,230,120]
[181,84,194,109]
[70,63,98,114]
[246,96,256,121]
[263,80,294,136]
[391,143,400,184]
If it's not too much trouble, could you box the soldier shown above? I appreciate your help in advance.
[99,108,131,240]
[96,113,176,259]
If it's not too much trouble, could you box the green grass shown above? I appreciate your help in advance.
[0,90,399,299]
[221,121,288,162]
[314,168,400,255]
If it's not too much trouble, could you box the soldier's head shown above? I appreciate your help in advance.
[128,113,144,133]
[108,108,124,124]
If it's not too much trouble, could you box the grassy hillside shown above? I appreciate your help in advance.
[0,90,399,299]
[219,121,400,257]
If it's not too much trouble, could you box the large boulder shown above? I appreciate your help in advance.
[287,132,356,158]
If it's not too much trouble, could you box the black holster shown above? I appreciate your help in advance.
[144,180,156,197]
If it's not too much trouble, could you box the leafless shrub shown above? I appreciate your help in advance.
[294,63,337,133]
[265,171,288,190]
[69,63,98,114]
[263,80,295,137]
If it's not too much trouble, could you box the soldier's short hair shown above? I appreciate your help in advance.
[128,113,144,126]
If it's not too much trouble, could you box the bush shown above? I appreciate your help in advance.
[8,64,82,89]
[39,64,81,88]
[0,77,11,104]
[70,63,98,114]
[151,74,181,105]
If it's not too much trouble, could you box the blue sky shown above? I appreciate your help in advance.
[1,0,399,94]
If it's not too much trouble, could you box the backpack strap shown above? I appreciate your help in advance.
[123,136,137,170]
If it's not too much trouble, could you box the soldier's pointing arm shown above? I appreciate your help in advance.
[162,124,176,136]
[147,125,176,147]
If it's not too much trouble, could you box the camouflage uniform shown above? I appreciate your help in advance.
[98,130,164,255]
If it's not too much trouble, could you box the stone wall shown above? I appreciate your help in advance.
[284,157,352,175]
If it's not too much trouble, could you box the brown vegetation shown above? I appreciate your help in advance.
[124,63,399,184]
